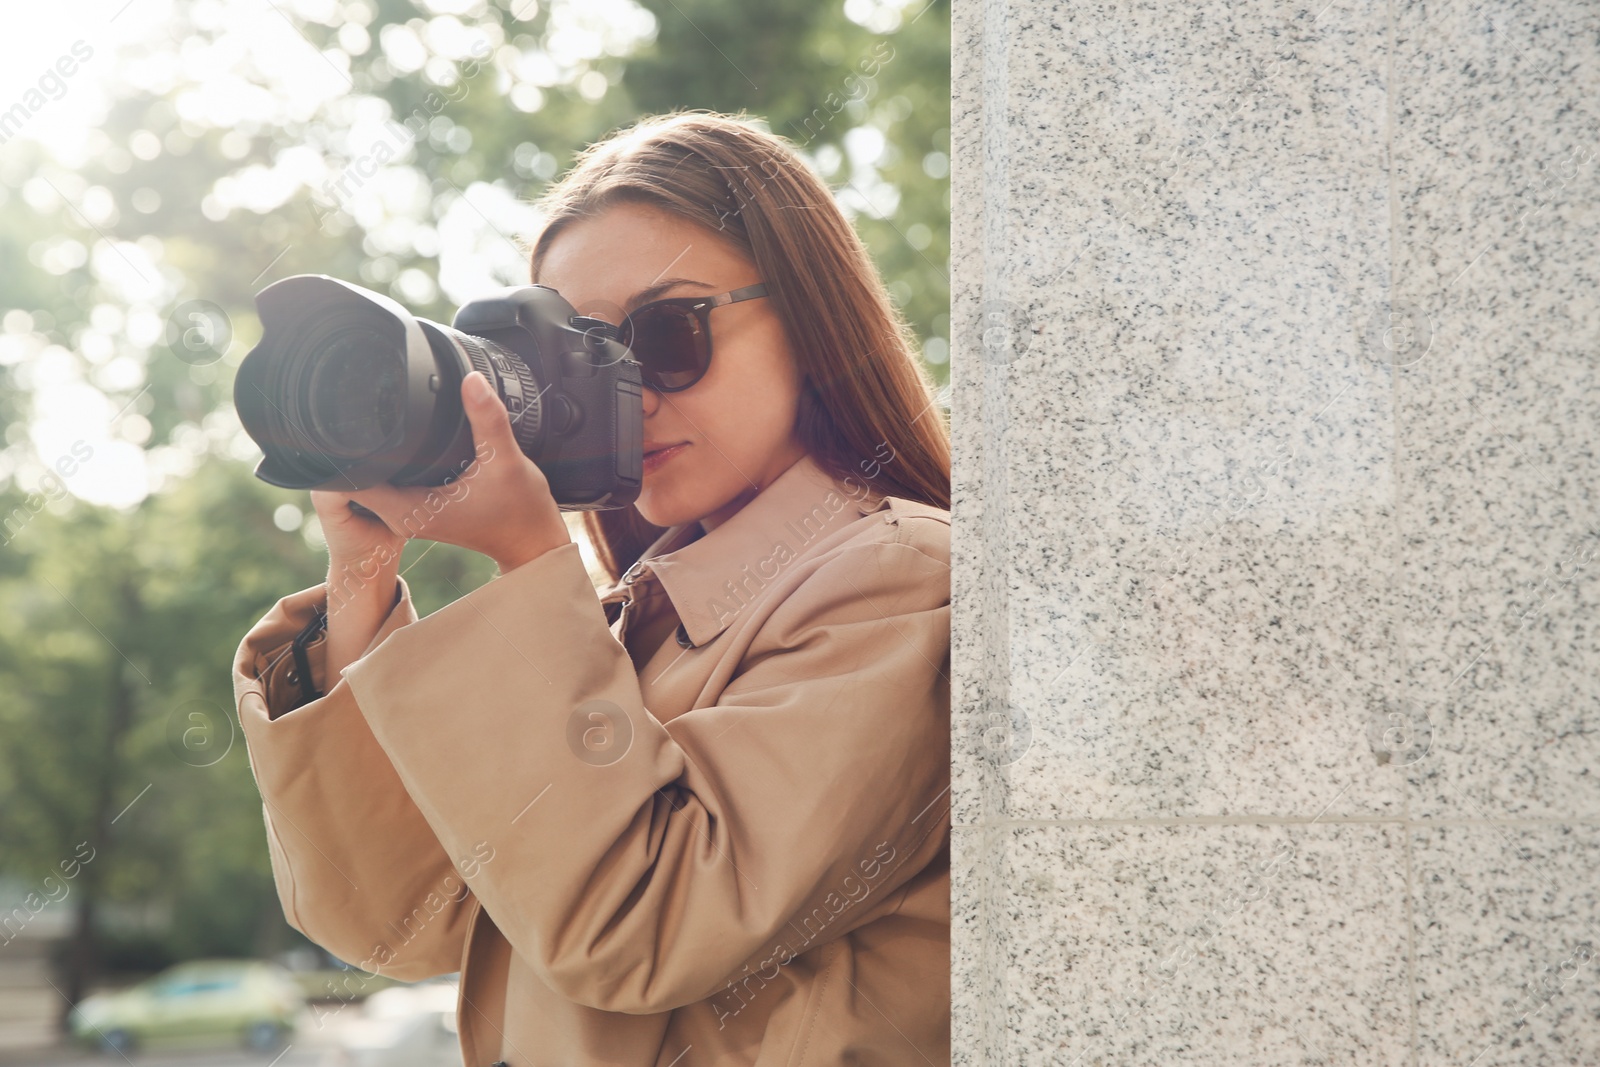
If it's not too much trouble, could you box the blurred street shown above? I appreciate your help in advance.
[0,982,347,1067]
[0,972,462,1067]
[0,1045,328,1067]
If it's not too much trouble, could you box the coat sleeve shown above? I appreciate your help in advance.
[339,525,951,1016]
[231,575,476,982]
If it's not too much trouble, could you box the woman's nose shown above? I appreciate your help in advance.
[640,384,661,417]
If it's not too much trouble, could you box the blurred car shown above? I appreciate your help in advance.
[68,958,305,1054]
[324,979,460,1067]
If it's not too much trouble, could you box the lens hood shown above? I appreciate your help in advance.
[235,275,446,491]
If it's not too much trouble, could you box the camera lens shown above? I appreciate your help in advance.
[305,328,405,457]
[236,276,443,489]
[237,275,546,491]
[237,274,644,508]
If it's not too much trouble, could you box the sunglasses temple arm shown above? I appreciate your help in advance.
[718,282,769,306]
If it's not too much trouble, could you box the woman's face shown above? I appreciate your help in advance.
[536,201,808,532]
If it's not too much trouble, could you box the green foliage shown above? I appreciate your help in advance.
[0,458,495,964]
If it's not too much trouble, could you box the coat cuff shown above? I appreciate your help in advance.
[231,572,475,978]
[235,576,414,722]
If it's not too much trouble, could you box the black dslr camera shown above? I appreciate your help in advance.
[233,275,644,510]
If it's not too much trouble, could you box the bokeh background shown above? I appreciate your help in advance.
[0,0,948,1054]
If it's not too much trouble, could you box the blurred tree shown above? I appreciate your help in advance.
[0,458,497,1027]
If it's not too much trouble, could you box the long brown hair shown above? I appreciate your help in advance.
[527,109,950,583]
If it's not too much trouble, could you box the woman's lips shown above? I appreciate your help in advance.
[642,443,688,473]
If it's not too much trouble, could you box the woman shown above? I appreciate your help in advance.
[231,110,951,1066]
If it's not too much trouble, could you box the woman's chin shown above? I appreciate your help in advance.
[633,489,693,531]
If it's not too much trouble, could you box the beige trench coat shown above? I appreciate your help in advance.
[230,451,952,1066]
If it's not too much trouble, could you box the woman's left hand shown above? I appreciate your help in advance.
[341,371,572,574]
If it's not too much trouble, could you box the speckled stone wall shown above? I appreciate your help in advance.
[949,0,1599,1062]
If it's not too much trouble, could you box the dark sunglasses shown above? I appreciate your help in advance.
[614,282,770,393]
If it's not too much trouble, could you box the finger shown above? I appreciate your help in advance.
[311,492,373,527]
[343,484,429,535]
[461,371,517,463]
[307,490,345,520]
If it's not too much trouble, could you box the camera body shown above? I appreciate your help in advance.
[234,275,644,511]
[446,284,644,508]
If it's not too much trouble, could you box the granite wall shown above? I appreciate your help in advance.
[950,0,1599,1062]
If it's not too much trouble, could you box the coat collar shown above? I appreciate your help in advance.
[599,452,889,648]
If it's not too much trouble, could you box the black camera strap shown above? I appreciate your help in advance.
[289,607,328,705]
[286,579,401,705]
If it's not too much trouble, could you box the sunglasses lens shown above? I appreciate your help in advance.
[624,304,707,391]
